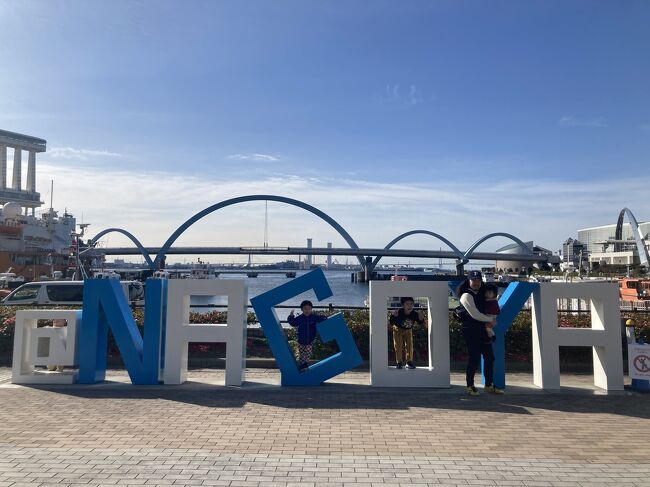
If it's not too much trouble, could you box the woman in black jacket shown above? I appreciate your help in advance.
[456,271,503,396]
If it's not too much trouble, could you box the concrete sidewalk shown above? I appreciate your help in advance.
[0,368,649,486]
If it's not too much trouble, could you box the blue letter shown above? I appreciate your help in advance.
[492,282,538,388]
[251,268,362,386]
[77,278,166,384]
[450,280,538,389]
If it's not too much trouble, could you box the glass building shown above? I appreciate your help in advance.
[578,222,650,254]
[578,222,650,270]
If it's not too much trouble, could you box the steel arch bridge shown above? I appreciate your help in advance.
[88,195,366,270]
[86,194,545,274]
[369,230,464,273]
[463,232,534,263]
[153,195,365,270]
[84,227,154,269]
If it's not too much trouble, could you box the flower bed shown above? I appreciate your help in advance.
[0,306,647,366]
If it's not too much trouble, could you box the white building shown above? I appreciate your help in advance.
[578,221,650,271]
[494,241,557,273]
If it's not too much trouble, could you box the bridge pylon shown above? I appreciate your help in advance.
[364,256,374,282]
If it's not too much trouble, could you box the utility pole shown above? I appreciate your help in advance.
[263,200,268,249]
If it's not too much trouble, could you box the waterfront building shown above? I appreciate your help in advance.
[0,129,44,216]
[494,241,556,273]
[561,238,587,269]
[578,221,650,271]
[578,222,650,253]
[0,129,76,280]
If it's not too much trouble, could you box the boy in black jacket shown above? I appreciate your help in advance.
[389,297,424,369]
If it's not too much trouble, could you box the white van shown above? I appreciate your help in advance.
[2,280,144,306]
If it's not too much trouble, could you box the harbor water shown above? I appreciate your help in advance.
[189,270,460,322]
[190,270,369,313]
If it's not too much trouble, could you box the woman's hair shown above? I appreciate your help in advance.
[455,279,471,299]
[455,278,485,299]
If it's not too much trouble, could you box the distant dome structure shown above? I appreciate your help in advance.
[2,202,22,219]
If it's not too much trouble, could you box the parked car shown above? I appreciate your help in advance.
[1,280,144,306]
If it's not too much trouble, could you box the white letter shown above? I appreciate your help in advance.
[12,310,81,384]
[164,280,247,385]
[532,282,623,391]
[370,281,450,387]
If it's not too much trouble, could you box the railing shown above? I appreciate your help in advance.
[620,299,650,311]
[8,302,650,313]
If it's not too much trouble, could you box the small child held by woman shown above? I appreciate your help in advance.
[483,284,500,343]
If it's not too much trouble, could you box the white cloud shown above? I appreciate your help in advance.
[557,116,608,128]
[227,153,280,162]
[48,147,125,160]
[409,84,423,105]
[378,84,434,107]
[34,161,650,264]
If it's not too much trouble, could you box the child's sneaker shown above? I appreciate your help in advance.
[485,385,505,394]
[396,362,404,369]
[466,386,479,396]
[406,361,416,369]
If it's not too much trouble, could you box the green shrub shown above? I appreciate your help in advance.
[0,305,646,365]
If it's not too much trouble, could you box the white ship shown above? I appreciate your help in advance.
[187,258,216,279]
[0,130,76,283]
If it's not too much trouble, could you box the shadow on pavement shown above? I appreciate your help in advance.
[19,381,650,420]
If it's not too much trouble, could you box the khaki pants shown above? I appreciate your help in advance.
[393,326,413,363]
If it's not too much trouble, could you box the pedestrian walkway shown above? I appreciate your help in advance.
[0,368,649,486]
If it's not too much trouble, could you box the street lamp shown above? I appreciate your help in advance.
[47,253,53,278]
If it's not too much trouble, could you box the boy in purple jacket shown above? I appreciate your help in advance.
[288,300,327,370]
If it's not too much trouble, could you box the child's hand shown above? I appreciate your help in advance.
[289,310,295,317]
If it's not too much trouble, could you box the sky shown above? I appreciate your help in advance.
[0,0,649,265]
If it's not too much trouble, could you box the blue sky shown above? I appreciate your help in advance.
[0,1,649,262]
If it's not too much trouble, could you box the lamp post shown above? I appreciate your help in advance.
[47,253,53,279]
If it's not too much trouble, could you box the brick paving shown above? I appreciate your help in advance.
[0,368,649,486]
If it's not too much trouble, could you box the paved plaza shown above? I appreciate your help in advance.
[0,368,649,486]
